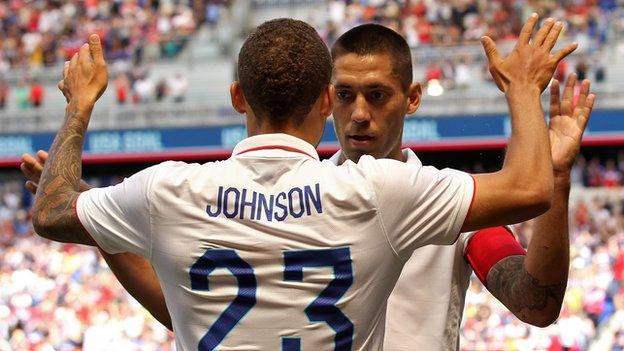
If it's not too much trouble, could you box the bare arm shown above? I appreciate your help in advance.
[486,75,595,327]
[31,35,108,244]
[102,251,173,330]
[461,15,578,232]
[22,150,172,330]
[28,36,172,329]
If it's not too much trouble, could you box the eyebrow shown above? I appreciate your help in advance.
[334,83,393,90]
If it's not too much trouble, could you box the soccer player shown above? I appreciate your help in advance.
[28,16,574,350]
[329,24,594,350]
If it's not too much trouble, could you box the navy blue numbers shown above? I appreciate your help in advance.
[189,247,354,351]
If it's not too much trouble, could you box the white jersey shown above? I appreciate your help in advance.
[330,149,477,351]
[77,134,474,351]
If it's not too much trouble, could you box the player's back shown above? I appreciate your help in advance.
[78,134,474,350]
[150,145,402,350]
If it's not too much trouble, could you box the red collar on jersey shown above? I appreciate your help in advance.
[234,145,317,160]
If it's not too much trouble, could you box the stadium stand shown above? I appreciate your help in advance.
[2,0,624,133]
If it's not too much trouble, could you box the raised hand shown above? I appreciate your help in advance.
[481,13,577,93]
[20,150,91,194]
[549,74,596,175]
[58,34,108,110]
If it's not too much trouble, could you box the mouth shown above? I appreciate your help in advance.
[348,134,374,146]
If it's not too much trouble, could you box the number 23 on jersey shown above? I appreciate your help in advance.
[189,247,354,351]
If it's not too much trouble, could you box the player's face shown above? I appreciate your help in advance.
[332,53,420,162]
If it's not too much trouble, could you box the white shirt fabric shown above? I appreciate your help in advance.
[76,134,474,351]
[331,149,477,351]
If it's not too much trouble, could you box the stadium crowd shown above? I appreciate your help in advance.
[0,0,230,73]
[0,153,622,350]
[318,0,614,48]
[316,0,613,92]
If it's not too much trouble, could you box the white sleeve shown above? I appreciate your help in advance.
[363,157,475,259]
[76,165,160,257]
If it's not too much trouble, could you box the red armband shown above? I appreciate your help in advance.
[465,226,526,286]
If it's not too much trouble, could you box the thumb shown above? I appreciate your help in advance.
[481,36,501,63]
[88,34,105,65]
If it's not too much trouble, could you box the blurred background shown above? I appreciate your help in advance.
[1,0,624,350]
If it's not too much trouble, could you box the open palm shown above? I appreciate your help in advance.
[548,74,595,174]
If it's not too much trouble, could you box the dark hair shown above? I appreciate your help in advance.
[237,18,332,125]
[331,24,413,91]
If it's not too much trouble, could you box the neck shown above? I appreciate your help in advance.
[338,147,406,165]
[247,120,319,147]
[387,147,406,162]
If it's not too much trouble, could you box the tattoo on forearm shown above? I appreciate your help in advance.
[33,108,91,244]
[486,255,566,321]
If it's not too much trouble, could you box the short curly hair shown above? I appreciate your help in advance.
[237,18,332,126]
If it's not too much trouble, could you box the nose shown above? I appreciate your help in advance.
[351,94,371,125]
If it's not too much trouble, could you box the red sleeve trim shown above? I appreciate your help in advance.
[459,174,477,233]
[465,226,526,286]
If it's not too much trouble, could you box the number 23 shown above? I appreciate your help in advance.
[189,247,354,351]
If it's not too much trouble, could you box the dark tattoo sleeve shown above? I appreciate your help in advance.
[32,107,95,245]
[486,255,566,323]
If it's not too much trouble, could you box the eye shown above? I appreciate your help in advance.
[369,90,388,102]
[336,90,353,101]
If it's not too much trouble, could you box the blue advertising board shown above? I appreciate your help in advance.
[0,110,622,165]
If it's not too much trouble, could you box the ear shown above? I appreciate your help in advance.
[230,81,247,114]
[406,82,422,115]
[320,84,334,118]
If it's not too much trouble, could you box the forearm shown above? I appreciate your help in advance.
[487,176,569,326]
[502,85,554,202]
[32,103,95,245]
[463,88,553,232]
[486,254,564,327]
[100,249,173,330]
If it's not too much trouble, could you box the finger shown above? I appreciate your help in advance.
[78,43,90,63]
[480,36,501,64]
[575,79,591,119]
[88,34,105,66]
[542,21,563,52]
[533,17,555,47]
[37,150,49,163]
[20,162,34,179]
[25,181,38,195]
[518,13,539,47]
[579,93,596,131]
[561,73,577,117]
[69,52,78,74]
[553,42,578,63]
[19,163,39,183]
[550,79,560,118]
[21,153,39,168]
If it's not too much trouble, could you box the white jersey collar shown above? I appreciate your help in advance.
[329,148,422,166]
[232,133,320,161]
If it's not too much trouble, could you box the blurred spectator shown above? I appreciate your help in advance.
[454,56,472,89]
[156,79,168,102]
[113,73,130,105]
[603,160,623,187]
[133,73,155,104]
[555,60,569,84]
[29,79,44,108]
[168,72,188,103]
[14,79,31,110]
[0,79,8,109]
[576,57,590,81]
